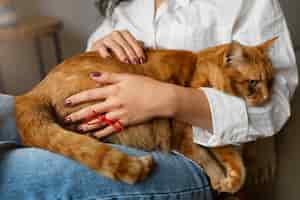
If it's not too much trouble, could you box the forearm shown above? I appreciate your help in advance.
[172,85,212,130]
[153,83,212,131]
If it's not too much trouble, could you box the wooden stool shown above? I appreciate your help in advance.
[0,16,63,78]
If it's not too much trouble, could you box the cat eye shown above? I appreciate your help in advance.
[248,80,259,88]
[248,80,259,96]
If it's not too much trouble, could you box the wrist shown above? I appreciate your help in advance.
[151,82,178,118]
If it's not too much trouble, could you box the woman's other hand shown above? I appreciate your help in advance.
[91,30,146,65]
[64,72,176,139]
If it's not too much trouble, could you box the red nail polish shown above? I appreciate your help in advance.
[78,127,84,133]
[90,72,102,77]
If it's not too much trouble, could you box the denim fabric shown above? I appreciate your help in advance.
[0,94,215,200]
[0,94,21,148]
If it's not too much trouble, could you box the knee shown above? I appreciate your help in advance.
[1,148,83,177]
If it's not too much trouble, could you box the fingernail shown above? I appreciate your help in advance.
[134,58,139,65]
[78,125,88,133]
[139,58,144,64]
[64,99,72,106]
[64,116,72,123]
[124,58,130,64]
[78,127,84,133]
[90,72,102,77]
[88,120,98,125]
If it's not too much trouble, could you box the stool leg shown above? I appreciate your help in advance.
[34,38,46,79]
[52,32,63,64]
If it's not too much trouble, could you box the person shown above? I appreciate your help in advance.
[0,0,297,199]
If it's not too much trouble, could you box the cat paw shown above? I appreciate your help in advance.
[116,155,155,184]
[138,155,155,180]
[209,175,228,193]
[210,170,245,194]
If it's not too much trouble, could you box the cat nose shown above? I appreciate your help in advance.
[261,86,269,102]
[262,94,269,102]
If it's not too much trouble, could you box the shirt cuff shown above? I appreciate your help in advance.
[192,87,249,147]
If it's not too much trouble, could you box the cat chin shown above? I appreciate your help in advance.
[246,98,267,107]
[245,98,260,106]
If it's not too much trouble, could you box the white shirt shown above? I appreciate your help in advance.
[86,0,298,147]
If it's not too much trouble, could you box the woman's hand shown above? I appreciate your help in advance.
[91,30,146,65]
[64,72,176,139]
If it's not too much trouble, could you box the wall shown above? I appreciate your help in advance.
[14,0,101,57]
[1,0,101,94]
[1,0,300,199]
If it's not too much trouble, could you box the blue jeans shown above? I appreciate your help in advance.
[0,94,215,200]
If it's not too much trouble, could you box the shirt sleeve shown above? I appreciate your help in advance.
[192,0,298,147]
[86,16,116,52]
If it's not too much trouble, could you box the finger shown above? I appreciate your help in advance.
[65,99,120,123]
[93,119,126,139]
[91,40,102,51]
[112,32,139,64]
[138,40,149,51]
[103,38,129,63]
[137,40,145,47]
[65,85,116,106]
[91,41,112,58]
[90,72,127,84]
[97,44,111,58]
[121,31,146,63]
[78,121,106,133]
[105,109,127,121]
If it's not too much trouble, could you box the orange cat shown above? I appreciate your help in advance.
[15,38,276,194]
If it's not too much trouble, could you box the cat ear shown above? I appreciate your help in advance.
[257,37,278,52]
[225,41,244,64]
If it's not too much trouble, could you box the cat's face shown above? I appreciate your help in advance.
[224,38,276,106]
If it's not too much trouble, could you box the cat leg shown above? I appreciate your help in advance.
[209,146,246,194]
[173,126,241,194]
[183,144,227,193]
[15,95,154,184]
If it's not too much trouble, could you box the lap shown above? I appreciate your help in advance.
[0,94,215,199]
[0,146,215,200]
